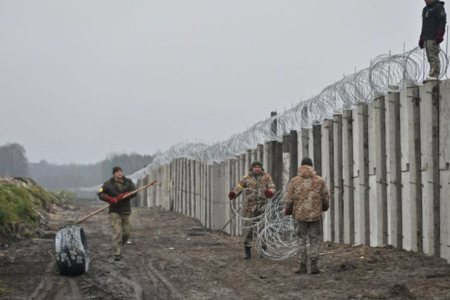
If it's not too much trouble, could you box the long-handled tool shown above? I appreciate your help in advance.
[218,207,241,234]
[76,179,158,224]
[218,190,243,234]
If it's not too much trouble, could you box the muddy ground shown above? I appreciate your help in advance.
[0,200,449,300]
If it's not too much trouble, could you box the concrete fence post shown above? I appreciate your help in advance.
[196,160,200,219]
[207,164,213,229]
[400,85,422,252]
[237,154,244,236]
[375,96,388,246]
[367,100,381,246]
[354,104,368,245]
[420,81,441,256]
[257,144,264,163]
[387,90,402,248]
[183,158,188,215]
[200,162,205,224]
[247,150,252,171]
[177,159,181,213]
[321,120,334,242]
[439,79,450,263]
[343,109,355,245]
[282,134,291,189]
[264,142,271,175]
[301,129,309,161]
[290,130,298,180]
[333,115,344,243]
[313,125,322,176]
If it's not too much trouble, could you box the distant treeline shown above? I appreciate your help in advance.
[0,143,154,190]
[0,143,29,177]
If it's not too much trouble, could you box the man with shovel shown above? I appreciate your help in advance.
[228,161,276,259]
[98,166,137,261]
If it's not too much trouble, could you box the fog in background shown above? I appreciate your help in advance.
[0,1,429,165]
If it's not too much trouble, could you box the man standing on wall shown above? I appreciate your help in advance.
[98,166,137,261]
[419,0,447,81]
[228,161,276,259]
[285,157,330,274]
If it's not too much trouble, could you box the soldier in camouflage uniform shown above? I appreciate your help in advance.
[285,157,330,274]
[228,161,276,259]
[98,166,137,261]
[419,0,447,80]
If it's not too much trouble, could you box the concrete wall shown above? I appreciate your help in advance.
[135,80,450,263]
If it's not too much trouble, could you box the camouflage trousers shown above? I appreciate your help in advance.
[243,202,266,247]
[425,40,441,78]
[296,221,321,263]
[109,212,132,256]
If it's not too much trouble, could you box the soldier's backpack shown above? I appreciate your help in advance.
[55,225,90,276]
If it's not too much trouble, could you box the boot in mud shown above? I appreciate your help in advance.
[244,247,251,259]
[294,262,307,274]
[114,254,122,261]
[311,259,320,274]
[260,245,267,258]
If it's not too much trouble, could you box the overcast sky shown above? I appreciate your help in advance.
[0,1,429,164]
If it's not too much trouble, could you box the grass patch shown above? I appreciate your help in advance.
[0,178,76,231]
[0,185,38,227]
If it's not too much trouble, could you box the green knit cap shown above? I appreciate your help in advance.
[112,166,123,174]
[251,161,263,168]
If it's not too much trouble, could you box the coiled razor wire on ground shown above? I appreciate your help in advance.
[76,47,448,258]
[230,187,344,260]
[229,188,298,260]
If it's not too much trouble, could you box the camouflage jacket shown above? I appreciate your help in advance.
[285,165,330,222]
[232,171,276,212]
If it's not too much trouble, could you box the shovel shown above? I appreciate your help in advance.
[76,179,158,224]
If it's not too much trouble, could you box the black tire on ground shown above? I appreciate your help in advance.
[55,225,90,276]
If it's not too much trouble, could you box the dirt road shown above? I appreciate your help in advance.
[0,200,449,299]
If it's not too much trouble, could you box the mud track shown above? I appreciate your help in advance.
[0,200,449,299]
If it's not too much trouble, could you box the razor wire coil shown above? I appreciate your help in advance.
[77,47,448,260]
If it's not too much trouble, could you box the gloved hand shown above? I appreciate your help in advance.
[264,190,274,198]
[436,28,445,44]
[104,195,118,206]
[419,35,424,49]
[228,191,236,200]
[117,192,129,201]
[285,209,292,216]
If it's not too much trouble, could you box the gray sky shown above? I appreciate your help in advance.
[0,1,428,164]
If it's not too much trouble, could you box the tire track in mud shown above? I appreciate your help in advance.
[81,216,149,300]
[134,254,183,299]
[28,259,54,300]
[28,251,83,300]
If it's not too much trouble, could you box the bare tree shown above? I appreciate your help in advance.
[0,143,29,177]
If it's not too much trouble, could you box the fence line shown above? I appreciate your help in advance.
[75,48,450,263]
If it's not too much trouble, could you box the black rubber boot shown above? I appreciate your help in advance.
[294,262,307,274]
[311,259,320,274]
[244,247,251,259]
[260,245,267,258]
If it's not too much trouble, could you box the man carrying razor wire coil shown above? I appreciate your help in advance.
[285,157,330,275]
[228,161,276,259]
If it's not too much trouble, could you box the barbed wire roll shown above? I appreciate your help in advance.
[77,47,450,196]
